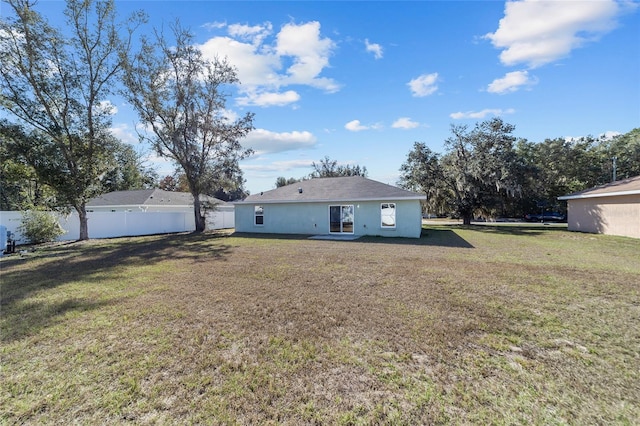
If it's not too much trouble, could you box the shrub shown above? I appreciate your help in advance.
[18,210,66,244]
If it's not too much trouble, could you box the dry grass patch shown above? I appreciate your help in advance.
[1,226,639,424]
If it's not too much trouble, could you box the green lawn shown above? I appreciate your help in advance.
[1,226,639,424]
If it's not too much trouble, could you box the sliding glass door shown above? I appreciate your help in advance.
[329,205,354,234]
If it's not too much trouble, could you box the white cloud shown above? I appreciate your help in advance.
[110,123,138,145]
[344,120,382,132]
[242,128,317,155]
[199,34,281,88]
[276,21,339,91]
[487,70,537,94]
[96,100,118,115]
[408,73,439,97]
[600,131,621,140]
[220,108,239,123]
[198,20,339,106]
[392,117,420,129]
[365,39,383,59]
[345,120,368,132]
[237,90,301,107]
[450,108,516,120]
[485,0,632,68]
[202,21,227,31]
[228,22,273,46]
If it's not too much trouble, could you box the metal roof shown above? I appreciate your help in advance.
[558,175,640,200]
[235,176,426,204]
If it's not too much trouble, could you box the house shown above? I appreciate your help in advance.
[87,188,219,213]
[234,176,426,238]
[87,189,234,229]
[558,175,640,239]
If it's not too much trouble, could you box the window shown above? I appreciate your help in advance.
[254,205,264,225]
[381,203,396,228]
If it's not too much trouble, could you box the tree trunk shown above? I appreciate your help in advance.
[77,204,89,240]
[192,194,206,232]
[462,214,472,225]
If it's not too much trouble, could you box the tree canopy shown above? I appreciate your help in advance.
[274,156,368,188]
[399,119,639,222]
[310,156,368,179]
[0,0,144,239]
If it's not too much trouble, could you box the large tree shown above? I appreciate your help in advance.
[596,128,640,183]
[0,128,56,210]
[516,136,601,213]
[101,141,158,193]
[1,122,155,208]
[398,142,445,217]
[441,118,521,224]
[275,176,302,188]
[0,0,143,239]
[309,156,368,178]
[121,23,254,231]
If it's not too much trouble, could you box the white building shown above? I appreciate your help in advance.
[87,189,234,230]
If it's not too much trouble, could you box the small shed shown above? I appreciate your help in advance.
[234,176,426,238]
[558,175,640,239]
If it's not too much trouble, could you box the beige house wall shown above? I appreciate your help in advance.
[567,194,640,238]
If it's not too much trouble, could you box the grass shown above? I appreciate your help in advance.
[1,225,639,424]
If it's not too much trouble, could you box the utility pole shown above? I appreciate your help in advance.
[612,157,617,182]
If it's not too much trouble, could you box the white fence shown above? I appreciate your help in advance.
[0,208,234,245]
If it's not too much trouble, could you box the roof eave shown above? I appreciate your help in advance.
[234,195,426,204]
[86,204,194,208]
[558,190,640,200]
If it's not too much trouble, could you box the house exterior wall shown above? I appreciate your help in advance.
[567,194,640,239]
[234,199,423,238]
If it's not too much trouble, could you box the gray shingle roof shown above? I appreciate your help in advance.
[236,176,426,204]
[87,189,227,207]
[558,175,640,200]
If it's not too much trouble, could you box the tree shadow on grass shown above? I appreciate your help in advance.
[1,297,116,343]
[358,228,474,248]
[232,230,475,248]
[231,232,311,241]
[455,223,568,237]
[0,231,233,330]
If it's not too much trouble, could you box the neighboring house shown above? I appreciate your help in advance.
[87,189,215,212]
[558,175,640,239]
[87,189,234,229]
[234,176,426,238]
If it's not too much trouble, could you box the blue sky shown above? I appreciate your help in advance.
[5,1,640,194]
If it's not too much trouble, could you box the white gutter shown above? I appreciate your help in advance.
[234,195,427,205]
[86,204,194,209]
[558,190,640,201]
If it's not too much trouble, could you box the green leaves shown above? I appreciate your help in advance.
[1,0,145,239]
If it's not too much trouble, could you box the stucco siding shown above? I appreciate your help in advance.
[234,199,423,238]
[567,194,640,238]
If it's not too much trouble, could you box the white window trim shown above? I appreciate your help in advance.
[254,205,264,226]
[381,202,396,229]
